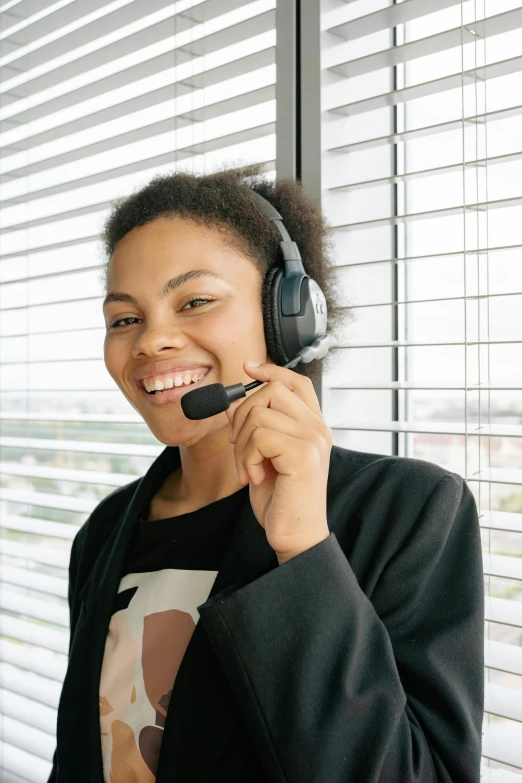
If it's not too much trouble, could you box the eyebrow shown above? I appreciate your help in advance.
[102,269,226,309]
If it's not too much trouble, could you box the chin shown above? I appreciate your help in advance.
[146,421,208,448]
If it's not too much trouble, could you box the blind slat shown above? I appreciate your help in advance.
[0,612,69,656]
[463,468,522,487]
[0,435,162,457]
[329,383,522,391]
[1,569,68,599]
[327,102,522,155]
[336,195,522,232]
[485,681,522,724]
[0,638,67,682]
[0,589,69,625]
[333,243,522,269]
[327,7,522,80]
[0,412,142,423]
[0,686,56,732]
[0,614,68,653]
[483,554,522,582]
[331,420,522,440]
[328,54,522,118]
[0,662,61,709]
[0,460,139,487]
[1,514,80,540]
[479,511,522,534]
[0,539,71,569]
[0,487,99,513]
[481,771,522,783]
[485,640,522,678]
[486,597,522,629]
[326,0,460,42]
[331,149,522,193]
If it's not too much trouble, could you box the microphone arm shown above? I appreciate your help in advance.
[180,335,331,421]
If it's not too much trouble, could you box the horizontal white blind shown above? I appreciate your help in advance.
[0,0,277,780]
[321,0,522,777]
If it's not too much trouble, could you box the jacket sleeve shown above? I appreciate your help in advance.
[197,471,484,783]
[47,527,83,783]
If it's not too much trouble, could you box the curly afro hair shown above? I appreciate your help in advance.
[99,160,354,390]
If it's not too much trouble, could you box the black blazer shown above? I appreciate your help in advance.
[48,443,484,783]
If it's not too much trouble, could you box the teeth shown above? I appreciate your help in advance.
[143,371,207,393]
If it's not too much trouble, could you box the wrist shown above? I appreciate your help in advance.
[276,529,330,566]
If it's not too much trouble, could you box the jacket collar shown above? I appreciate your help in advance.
[57,444,278,782]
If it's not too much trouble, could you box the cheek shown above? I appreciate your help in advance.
[215,301,265,346]
[104,337,125,380]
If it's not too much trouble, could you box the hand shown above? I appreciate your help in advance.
[226,361,331,565]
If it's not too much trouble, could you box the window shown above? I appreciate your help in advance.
[0,1,276,779]
[320,0,522,778]
[1,0,520,780]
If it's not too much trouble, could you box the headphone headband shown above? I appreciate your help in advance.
[248,189,307,316]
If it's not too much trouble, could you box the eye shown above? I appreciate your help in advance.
[110,317,141,329]
[181,297,214,310]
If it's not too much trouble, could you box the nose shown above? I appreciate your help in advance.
[131,323,188,358]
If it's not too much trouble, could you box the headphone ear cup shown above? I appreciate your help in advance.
[262,264,289,365]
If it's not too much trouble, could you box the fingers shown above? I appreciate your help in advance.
[229,379,328,445]
[242,362,322,417]
[231,406,330,484]
[237,427,322,486]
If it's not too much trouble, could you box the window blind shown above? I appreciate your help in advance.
[320,0,522,778]
[0,0,277,780]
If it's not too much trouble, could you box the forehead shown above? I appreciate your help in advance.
[110,215,238,267]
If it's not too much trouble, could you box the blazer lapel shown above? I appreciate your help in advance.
[56,445,181,782]
[156,457,279,782]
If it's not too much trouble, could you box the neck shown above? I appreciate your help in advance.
[165,425,245,506]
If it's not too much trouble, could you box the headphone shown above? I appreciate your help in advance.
[180,187,330,420]
[251,188,330,370]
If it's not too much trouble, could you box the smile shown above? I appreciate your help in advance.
[136,370,210,407]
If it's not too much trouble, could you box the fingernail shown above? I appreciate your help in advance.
[245,361,261,367]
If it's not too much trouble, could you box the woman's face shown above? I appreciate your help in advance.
[103,214,272,445]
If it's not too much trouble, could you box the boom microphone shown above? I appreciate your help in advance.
[180,335,331,421]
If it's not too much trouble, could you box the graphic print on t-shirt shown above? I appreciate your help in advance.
[99,568,217,783]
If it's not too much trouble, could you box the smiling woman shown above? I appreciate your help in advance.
[48,162,484,783]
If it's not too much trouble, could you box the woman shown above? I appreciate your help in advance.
[49,164,484,783]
